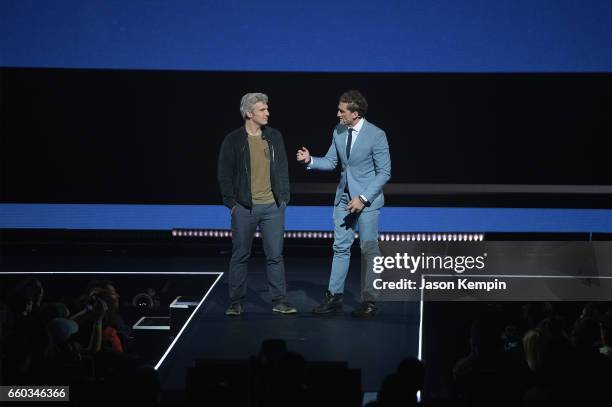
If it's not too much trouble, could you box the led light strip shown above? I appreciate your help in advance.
[172,229,485,242]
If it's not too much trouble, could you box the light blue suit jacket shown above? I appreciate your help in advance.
[307,119,391,211]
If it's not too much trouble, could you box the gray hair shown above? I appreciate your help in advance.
[240,92,268,119]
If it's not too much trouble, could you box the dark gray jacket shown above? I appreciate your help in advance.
[217,126,290,209]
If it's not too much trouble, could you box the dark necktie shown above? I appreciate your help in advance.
[346,128,354,160]
[344,128,354,195]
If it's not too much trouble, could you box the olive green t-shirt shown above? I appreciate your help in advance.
[248,134,275,204]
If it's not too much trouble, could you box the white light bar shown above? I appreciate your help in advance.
[172,230,485,241]
[378,233,485,242]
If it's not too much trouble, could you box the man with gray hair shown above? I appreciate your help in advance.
[218,93,296,316]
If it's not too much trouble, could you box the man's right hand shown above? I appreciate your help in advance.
[296,147,310,164]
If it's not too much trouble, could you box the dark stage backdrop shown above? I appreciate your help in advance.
[0,68,610,206]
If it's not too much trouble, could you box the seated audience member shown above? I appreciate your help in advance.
[453,319,523,407]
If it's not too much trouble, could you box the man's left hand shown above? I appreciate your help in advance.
[347,197,365,213]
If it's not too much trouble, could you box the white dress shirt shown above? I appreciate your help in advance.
[309,118,364,167]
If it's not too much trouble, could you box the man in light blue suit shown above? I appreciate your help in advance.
[297,90,391,318]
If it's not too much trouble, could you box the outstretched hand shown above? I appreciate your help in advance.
[296,147,310,164]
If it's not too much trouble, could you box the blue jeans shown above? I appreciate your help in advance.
[328,193,381,302]
[229,202,287,305]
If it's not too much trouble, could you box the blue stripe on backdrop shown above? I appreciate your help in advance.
[1,0,611,72]
[1,204,611,232]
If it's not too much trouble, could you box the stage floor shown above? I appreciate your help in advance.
[157,256,420,392]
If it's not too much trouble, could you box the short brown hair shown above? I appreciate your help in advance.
[339,90,368,117]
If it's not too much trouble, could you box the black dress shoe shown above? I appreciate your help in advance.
[312,290,343,314]
[351,301,377,318]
